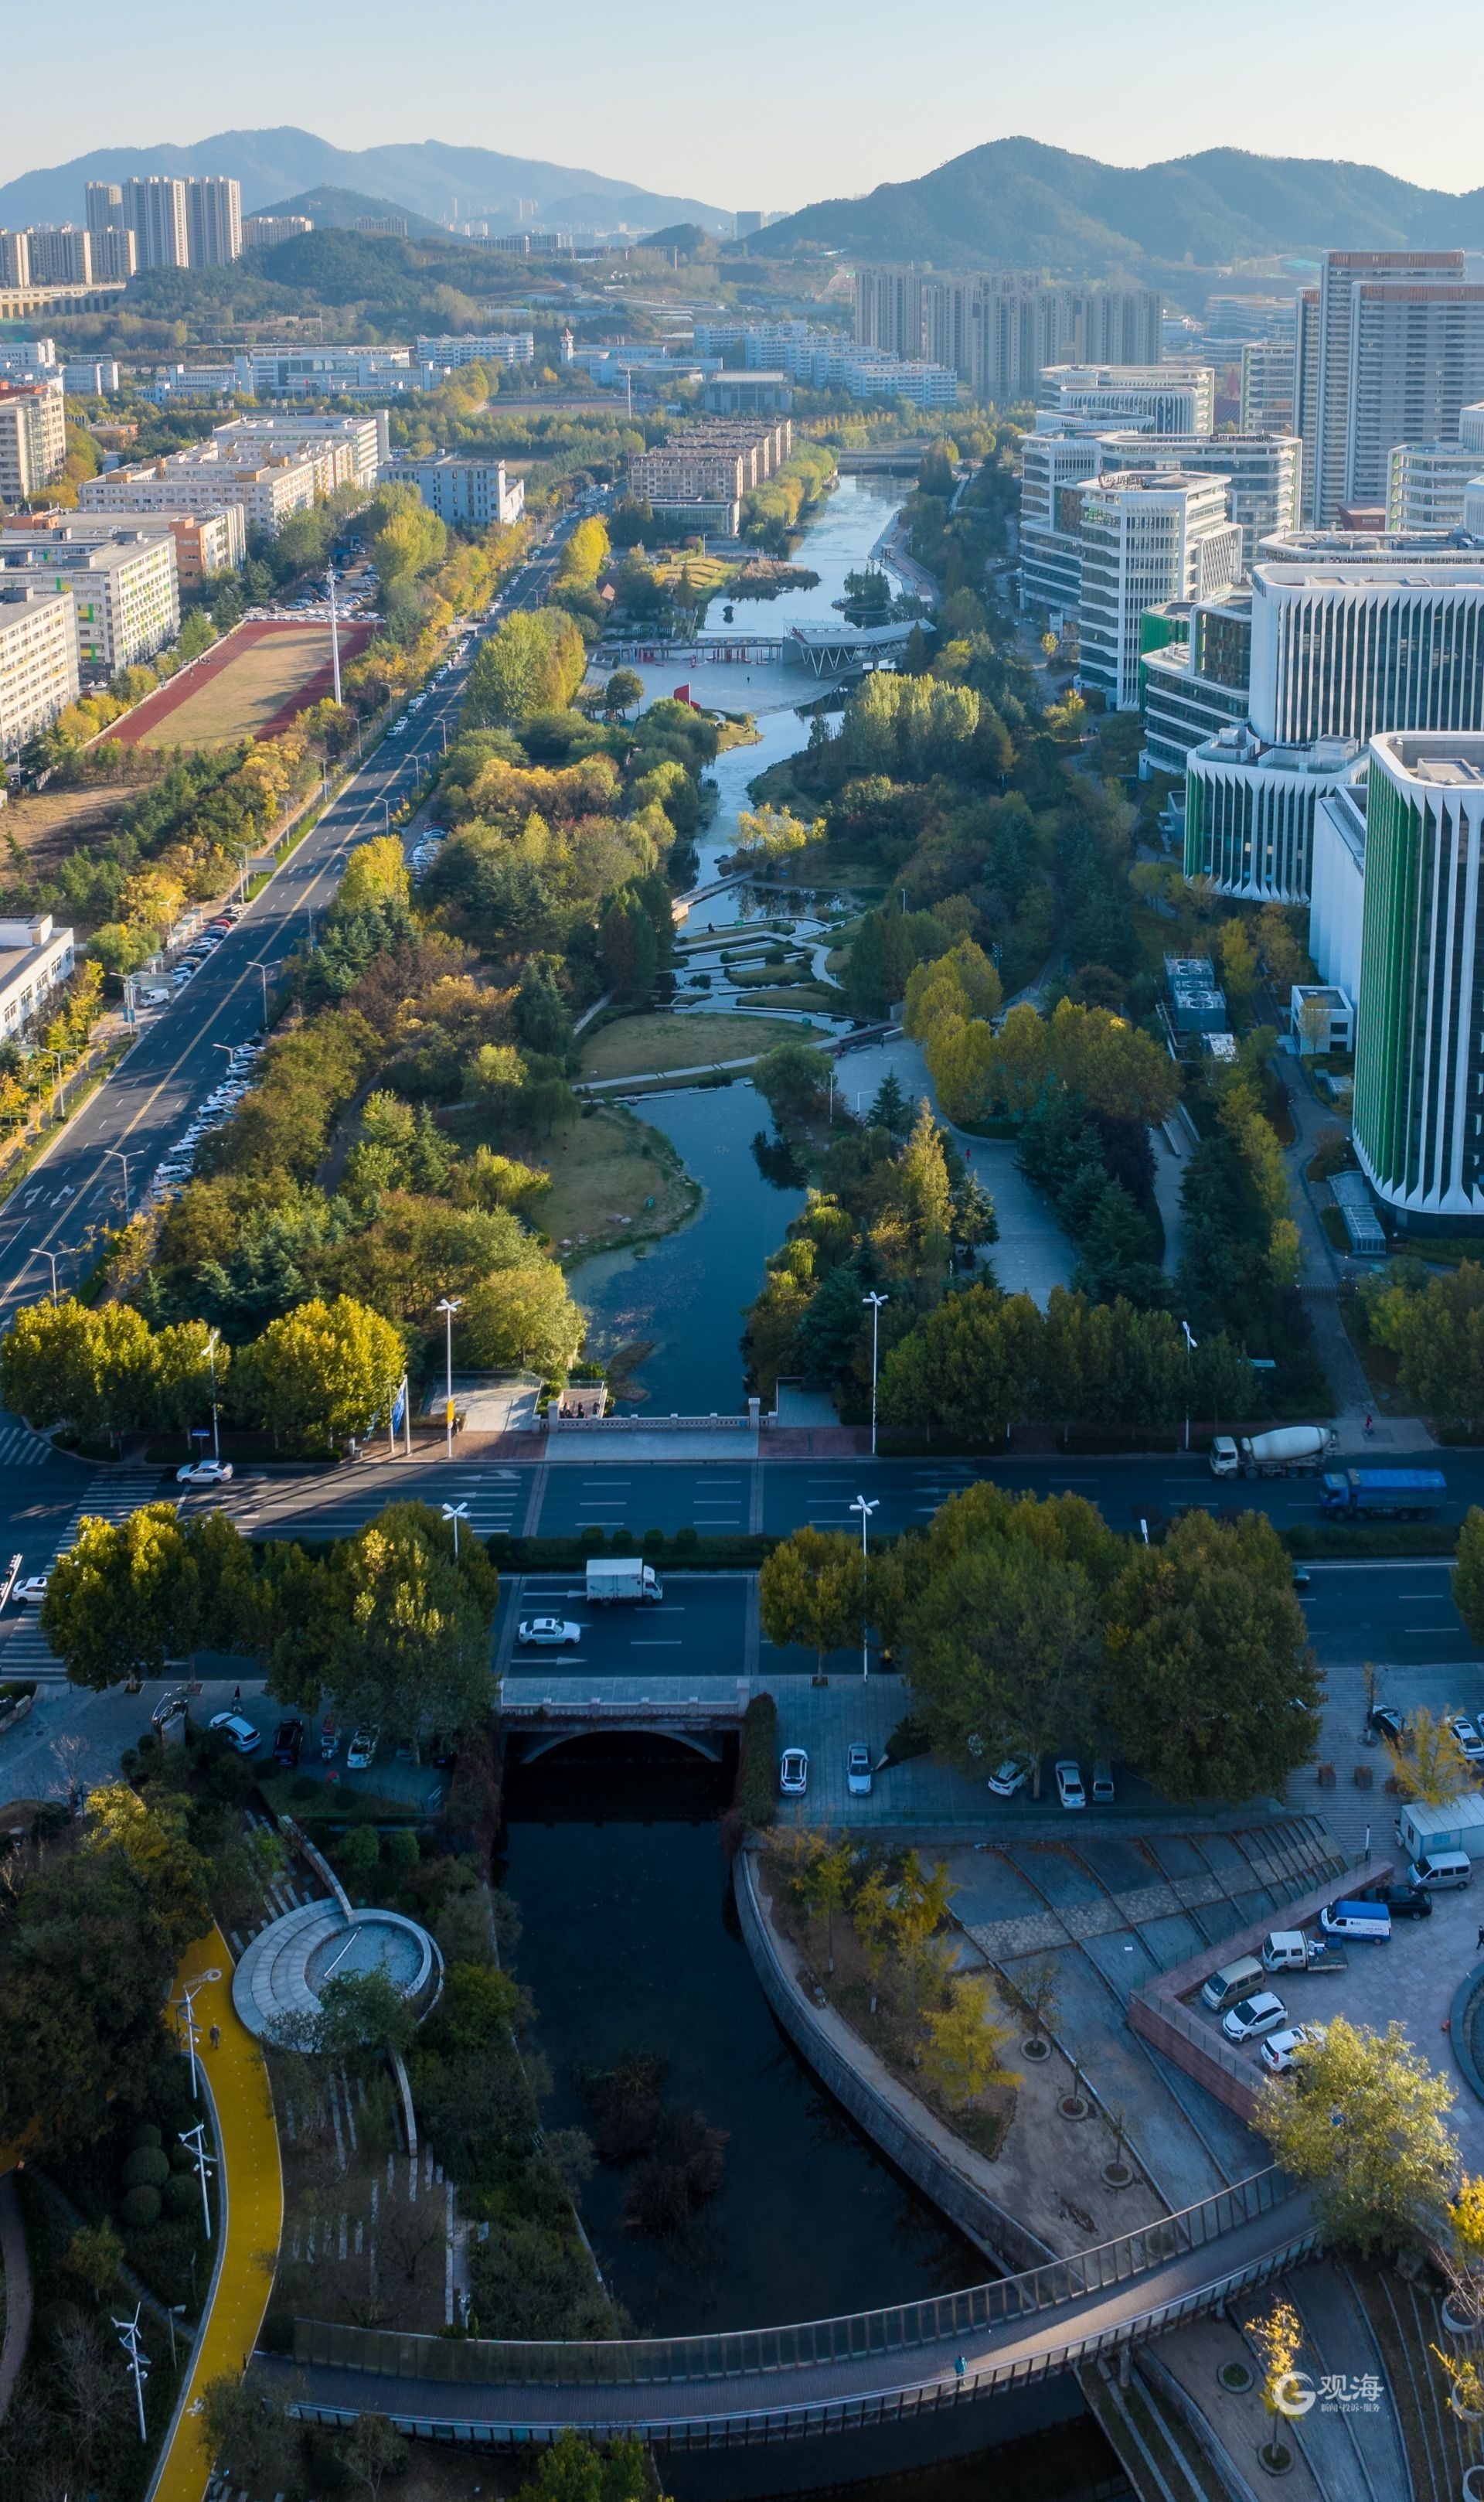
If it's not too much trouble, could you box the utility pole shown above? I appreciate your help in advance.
[326,560,342,707]
[849,1494,878,1678]
[862,1291,889,1457]
[206,1328,220,1463]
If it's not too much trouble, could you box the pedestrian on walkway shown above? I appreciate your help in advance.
[209,2023,220,2050]
[232,1682,242,1706]
[954,2356,966,2381]
[1363,1412,1374,1436]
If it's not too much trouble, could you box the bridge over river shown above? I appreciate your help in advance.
[267,2167,1313,2450]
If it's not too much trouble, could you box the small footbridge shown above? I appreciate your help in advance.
[269,2166,1313,2450]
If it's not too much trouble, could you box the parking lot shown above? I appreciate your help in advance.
[1179,1873,1484,2167]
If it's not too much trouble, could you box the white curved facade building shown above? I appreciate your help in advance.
[1353,731,1484,1229]
[1183,728,1358,903]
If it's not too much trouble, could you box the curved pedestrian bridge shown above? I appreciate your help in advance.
[270,2167,1315,2449]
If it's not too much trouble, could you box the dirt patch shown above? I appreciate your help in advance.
[0,779,155,878]
[580,1009,799,1079]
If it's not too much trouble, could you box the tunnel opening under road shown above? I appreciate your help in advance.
[502,1725,738,1822]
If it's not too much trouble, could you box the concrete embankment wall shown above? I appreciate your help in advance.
[734,1846,1056,2275]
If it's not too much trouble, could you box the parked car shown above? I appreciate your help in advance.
[1367,1703,1405,1746]
[346,1726,380,1771]
[518,1617,582,1646]
[1222,1991,1288,2044]
[1055,1758,1087,1810]
[1091,1759,1115,1804]
[272,1716,305,1767]
[846,1743,873,1796]
[177,1458,233,1486]
[1260,2023,1323,2074]
[151,1689,189,1731]
[1452,1715,1484,1763]
[986,1757,1030,1798]
[1369,1884,1433,1919]
[779,1747,808,1797]
[209,1710,260,1755]
[319,1716,339,1760]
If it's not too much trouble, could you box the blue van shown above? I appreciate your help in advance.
[1319,1898,1392,1942]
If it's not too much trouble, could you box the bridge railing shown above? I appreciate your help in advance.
[293,2167,1295,2388]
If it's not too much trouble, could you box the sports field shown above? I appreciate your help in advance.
[112,619,369,751]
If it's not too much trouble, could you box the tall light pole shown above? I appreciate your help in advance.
[206,1328,220,1463]
[29,1245,73,1304]
[849,1494,878,1679]
[175,1980,202,2101]
[250,960,276,1029]
[106,1147,132,1215]
[326,561,342,707]
[441,1499,470,1560]
[113,2305,149,2442]
[862,1291,889,1457]
[179,2119,216,2238]
[435,1297,463,1457]
[1180,1320,1197,1453]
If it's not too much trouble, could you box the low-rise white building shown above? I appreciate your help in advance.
[81,448,318,537]
[9,504,244,583]
[0,913,77,1035]
[0,527,179,670]
[377,453,524,528]
[1387,405,1484,531]
[0,585,78,755]
[414,333,534,369]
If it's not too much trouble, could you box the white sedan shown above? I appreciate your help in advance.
[178,1459,234,1486]
[208,1710,260,1755]
[518,1617,582,1647]
[13,1573,49,1605]
[1055,1758,1087,1809]
[779,1747,808,1797]
[986,1757,1030,1798]
[1223,1991,1289,2044]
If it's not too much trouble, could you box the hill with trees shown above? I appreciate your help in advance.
[749,137,1484,275]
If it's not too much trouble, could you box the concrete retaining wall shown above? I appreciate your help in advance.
[735,1848,1056,2275]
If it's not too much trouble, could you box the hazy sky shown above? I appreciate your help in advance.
[5,0,1484,204]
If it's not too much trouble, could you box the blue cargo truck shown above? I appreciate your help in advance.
[1321,1468,1448,1519]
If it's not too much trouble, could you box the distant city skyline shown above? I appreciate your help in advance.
[5,0,1484,213]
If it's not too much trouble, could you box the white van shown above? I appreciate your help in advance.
[1319,1898,1392,1941]
[1200,1955,1264,2012]
[1408,1850,1472,1891]
[1261,1931,1311,1974]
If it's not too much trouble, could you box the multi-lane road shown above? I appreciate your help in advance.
[0,503,580,1323]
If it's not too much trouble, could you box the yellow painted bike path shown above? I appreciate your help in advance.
[148,1926,283,2502]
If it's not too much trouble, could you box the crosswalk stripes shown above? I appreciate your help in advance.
[0,1469,167,1681]
[0,1421,57,1466]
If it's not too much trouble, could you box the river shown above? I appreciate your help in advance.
[569,477,905,1409]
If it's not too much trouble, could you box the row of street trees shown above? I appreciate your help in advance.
[761,1488,1319,1803]
[40,1501,498,1753]
[1,1291,406,1454]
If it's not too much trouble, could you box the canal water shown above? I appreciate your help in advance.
[499,1795,1120,2498]
[570,476,911,1408]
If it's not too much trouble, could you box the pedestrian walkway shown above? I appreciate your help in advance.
[145,1924,283,2502]
[1,1469,166,1682]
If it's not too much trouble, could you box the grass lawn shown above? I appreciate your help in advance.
[0,779,147,882]
[580,1010,799,1079]
[526,1103,699,1256]
[137,626,334,748]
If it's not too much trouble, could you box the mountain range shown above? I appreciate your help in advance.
[754,138,1484,274]
[0,125,730,240]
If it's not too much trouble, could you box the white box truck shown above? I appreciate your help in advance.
[585,1558,663,1605]
[1210,1425,1336,1479]
[1394,1792,1484,1863]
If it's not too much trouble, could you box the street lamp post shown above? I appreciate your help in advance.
[1180,1320,1197,1452]
[250,960,276,1029]
[113,2305,149,2442]
[441,1500,470,1560]
[179,2119,216,2238]
[175,1981,201,2101]
[106,1146,132,1215]
[849,1494,879,1678]
[206,1328,220,1463]
[435,1297,463,1458]
[862,1291,889,1457]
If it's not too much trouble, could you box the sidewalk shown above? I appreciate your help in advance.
[146,1925,283,2502]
